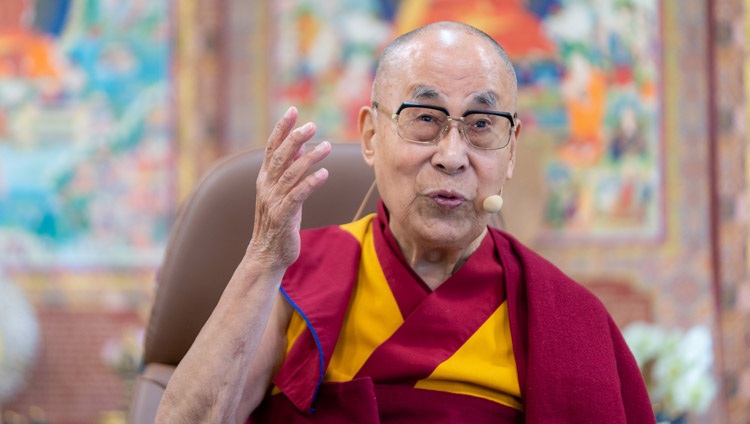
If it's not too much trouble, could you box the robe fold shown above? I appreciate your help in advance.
[248,201,655,423]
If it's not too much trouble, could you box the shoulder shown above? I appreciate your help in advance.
[489,227,609,317]
[281,223,365,314]
[299,213,376,251]
[283,220,371,294]
[298,225,360,253]
[290,226,360,277]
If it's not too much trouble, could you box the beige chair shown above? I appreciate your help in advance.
[127,142,379,423]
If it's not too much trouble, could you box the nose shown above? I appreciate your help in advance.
[432,120,469,174]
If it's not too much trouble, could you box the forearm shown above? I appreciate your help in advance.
[156,106,329,423]
[155,256,286,424]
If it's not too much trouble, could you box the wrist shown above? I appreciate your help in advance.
[240,246,290,280]
[244,239,298,271]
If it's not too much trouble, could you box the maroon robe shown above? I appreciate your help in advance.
[248,202,655,423]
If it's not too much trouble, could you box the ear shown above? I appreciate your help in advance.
[505,118,522,180]
[358,105,377,167]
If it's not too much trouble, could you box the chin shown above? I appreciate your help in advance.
[417,217,483,247]
[392,199,486,246]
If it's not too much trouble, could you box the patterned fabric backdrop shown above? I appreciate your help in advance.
[0,0,173,269]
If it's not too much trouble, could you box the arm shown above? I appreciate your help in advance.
[235,291,293,420]
[155,107,331,423]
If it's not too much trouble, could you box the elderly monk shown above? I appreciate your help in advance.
[156,21,655,424]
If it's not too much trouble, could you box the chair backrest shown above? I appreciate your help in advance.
[128,142,378,423]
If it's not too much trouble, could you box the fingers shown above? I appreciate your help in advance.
[275,140,329,193]
[265,122,316,183]
[279,142,330,209]
[259,109,326,192]
[254,107,332,235]
[260,141,330,232]
[265,107,297,161]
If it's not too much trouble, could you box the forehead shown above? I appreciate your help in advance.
[383,30,515,108]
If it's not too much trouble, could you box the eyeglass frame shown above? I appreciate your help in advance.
[372,101,518,150]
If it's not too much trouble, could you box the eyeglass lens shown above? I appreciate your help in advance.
[397,107,512,149]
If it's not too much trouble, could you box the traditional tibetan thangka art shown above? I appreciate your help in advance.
[0,0,173,268]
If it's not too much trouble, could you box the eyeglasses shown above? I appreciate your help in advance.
[373,101,517,150]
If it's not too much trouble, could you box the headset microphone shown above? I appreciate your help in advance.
[482,194,504,213]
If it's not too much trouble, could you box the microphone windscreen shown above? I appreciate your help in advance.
[483,195,504,213]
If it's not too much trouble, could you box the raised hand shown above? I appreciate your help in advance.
[247,106,331,268]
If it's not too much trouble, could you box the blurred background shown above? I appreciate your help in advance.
[0,0,747,423]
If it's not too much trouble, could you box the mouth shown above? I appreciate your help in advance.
[426,190,467,209]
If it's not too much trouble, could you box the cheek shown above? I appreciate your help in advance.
[374,149,426,205]
[377,159,418,198]
[382,144,428,177]
[477,157,510,190]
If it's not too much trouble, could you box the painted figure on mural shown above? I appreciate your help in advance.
[0,0,64,80]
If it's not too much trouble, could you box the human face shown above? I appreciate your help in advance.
[360,29,521,251]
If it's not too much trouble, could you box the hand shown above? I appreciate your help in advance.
[247,106,331,268]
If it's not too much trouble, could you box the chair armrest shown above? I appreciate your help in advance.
[127,363,175,424]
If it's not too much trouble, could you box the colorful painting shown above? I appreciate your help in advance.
[0,0,173,268]
[273,0,661,241]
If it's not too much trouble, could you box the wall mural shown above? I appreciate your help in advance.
[0,0,173,268]
[274,0,661,242]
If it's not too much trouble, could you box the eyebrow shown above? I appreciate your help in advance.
[472,91,497,108]
[410,85,498,108]
[411,85,441,101]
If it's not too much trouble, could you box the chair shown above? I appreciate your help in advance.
[127,142,379,423]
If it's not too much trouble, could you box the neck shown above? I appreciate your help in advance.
[392,227,487,290]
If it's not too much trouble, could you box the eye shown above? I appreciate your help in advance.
[473,118,490,128]
[467,116,493,131]
[407,108,444,125]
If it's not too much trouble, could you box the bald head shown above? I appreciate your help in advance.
[372,21,517,103]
